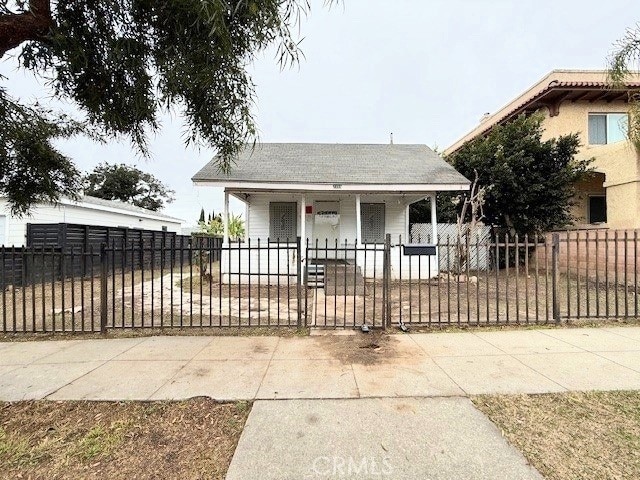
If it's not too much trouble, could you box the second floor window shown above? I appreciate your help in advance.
[588,113,628,145]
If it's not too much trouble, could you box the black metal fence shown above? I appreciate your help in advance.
[1,231,640,334]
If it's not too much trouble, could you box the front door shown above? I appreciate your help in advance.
[313,201,340,252]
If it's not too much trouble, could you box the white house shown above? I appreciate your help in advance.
[0,195,184,247]
[192,143,470,282]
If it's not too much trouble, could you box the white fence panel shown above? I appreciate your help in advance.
[410,223,492,271]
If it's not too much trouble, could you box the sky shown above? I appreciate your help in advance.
[1,0,637,226]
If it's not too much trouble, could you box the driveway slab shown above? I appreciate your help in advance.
[150,360,269,400]
[48,360,185,400]
[433,355,566,394]
[258,359,358,399]
[515,352,640,391]
[0,362,103,401]
[226,398,543,480]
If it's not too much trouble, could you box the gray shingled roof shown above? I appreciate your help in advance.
[192,143,470,185]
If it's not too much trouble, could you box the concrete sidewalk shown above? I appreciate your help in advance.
[2,326,640,401]
[226,397,543,480]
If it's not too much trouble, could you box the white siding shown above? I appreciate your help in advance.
[245,193,411,245]
[224,192,438,283]
[221,244,296,285]
[0,198,182,247]
[247,193,301,242]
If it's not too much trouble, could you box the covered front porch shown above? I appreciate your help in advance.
[220,189,440,283]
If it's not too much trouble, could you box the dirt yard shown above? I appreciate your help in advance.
[473,391,640,480]
[3,262,640,333]
[0,398,250,480]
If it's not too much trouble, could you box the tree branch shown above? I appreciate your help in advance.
[0,0,52,57]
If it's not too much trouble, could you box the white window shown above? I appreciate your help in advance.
[360,203,385,244]
[269,202,297,242]
[588,113,628,145]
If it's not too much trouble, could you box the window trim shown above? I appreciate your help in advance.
[588,112,628,145]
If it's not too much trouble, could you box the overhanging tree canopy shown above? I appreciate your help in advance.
[424,114,593,236]
[608,22,640,148]
[0,0,330,214]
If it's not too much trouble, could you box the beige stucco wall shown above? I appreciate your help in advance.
[539,101,640,229]
[570,173,606,226]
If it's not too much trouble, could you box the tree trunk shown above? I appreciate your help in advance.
[0,0,52,57]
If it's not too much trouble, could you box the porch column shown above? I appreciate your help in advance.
[223,189,229,244]
[430,193,438,243]
[300,194,306,252]
[355,194,362,244]
[244,195,250,242]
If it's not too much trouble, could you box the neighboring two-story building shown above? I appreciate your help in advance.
[445,70,640,230]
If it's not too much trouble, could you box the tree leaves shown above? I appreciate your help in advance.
[83,163,175,211]
[446,114,593,236]
[15,0,314,168]
[0,89,83,216]
[2,1,329,212]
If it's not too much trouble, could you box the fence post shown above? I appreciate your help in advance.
[383,233,391,330]
[100,243,108,334]
[296,236,302,329]
[551,233,560,324]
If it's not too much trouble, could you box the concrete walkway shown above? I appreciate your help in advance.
[2,326,640,401]
[227,397,543,480]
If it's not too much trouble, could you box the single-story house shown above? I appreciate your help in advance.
[0,195,184,247]
[192,143,469,283]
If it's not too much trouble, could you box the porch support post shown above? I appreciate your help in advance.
[430,193,438,243]
[300,194,306,259]
[223,189,229,244]
[355,194,362,244]
[244,195,250,241]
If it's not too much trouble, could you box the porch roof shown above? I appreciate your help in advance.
[192,143,470,191]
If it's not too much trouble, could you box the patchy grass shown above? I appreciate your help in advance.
[0,398,250,480]
[0,326,309,342]
[473,391,640,480]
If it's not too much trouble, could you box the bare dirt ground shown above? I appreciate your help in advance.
[311,269,640,327]
[3,264,640,333]
[0,398,250,480]
[473,391,640,480]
